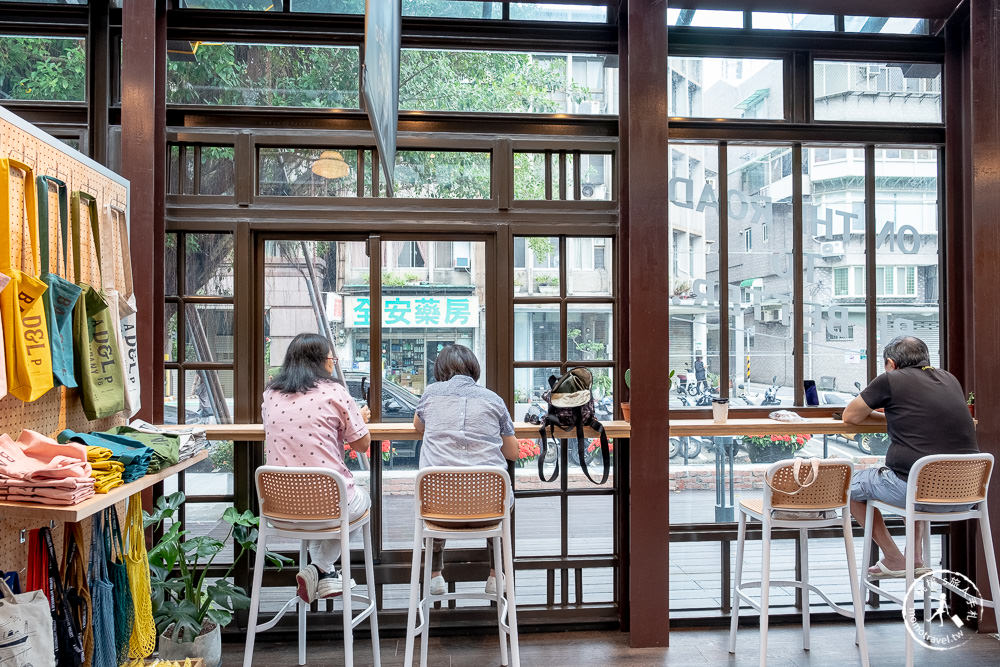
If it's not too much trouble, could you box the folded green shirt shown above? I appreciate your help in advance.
[105,426,180,472]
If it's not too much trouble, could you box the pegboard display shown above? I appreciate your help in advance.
[1,107,132,573]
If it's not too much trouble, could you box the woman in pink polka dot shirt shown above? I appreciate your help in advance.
[262,333,372,602]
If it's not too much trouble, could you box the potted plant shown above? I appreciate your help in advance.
[741,434,809,464]
[515,439,540,467]
[535,274,560,295]
[968,392,975,418]
[145,492,289,667]
[622,369,631,421]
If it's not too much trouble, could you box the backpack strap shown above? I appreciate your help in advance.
[578,412,611,485]
[537,422,559,483]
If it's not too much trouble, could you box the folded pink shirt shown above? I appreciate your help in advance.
[2,486,94,502]
[0,477,94,490]
[0,431,91,481]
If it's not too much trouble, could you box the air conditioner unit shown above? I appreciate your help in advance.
[820,241,845,257]
[762,308,783,323]
[454,256,471,270]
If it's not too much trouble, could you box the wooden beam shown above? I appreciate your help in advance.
[622,0,671,648]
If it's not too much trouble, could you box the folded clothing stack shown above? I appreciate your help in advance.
[86,445,125,493]
[0,430,95,505]
[106,425,179,472]
[129,419,209,462]
[58,429,152,483]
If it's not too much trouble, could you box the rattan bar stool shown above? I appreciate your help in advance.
[403,466,519,667]
[243,466,380,667]
[859,453,998,667]
[729,458,869,667]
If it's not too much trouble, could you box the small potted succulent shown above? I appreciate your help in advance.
[968,392,975,418]
[622,369,631,421]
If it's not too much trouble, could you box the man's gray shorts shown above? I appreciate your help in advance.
[850,467,972,513]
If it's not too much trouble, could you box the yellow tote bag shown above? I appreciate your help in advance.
[0,158,54,401]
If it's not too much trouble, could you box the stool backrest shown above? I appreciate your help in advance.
[911,454,994,505]
[415,466,509,522]
[766,458,853,510]
[254,465,347,521]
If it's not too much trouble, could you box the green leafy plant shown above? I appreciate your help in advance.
[382,272,407,287]
[535,274,560,287]
[145,492,291,642]
[624,369,630,389]
[967,392,975,406]
[568,328,607,360]
[527,237,555,261]
[208,440,234,473]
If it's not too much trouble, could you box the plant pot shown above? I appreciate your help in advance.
[621,402,630,422]
[969,403,975,418]
[745,443,801,464]
[159,622,221,667]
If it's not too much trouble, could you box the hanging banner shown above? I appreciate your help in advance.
[345,295,479,329]
[362,0,401,197]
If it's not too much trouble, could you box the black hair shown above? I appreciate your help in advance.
[433,344,481,382]
[267,333,340,394]
[882,336,931,369]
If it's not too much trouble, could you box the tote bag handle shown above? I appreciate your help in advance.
[0,158,40,275]
[101,204,133,298]
[37,175,72,278]
[71,191,103,287]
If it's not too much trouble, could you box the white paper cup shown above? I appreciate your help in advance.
[712,399,729,424]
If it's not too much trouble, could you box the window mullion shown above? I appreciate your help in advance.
[865,145,877,382]
[792,144,804,405]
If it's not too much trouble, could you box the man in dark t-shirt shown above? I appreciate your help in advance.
[844,336,978,578]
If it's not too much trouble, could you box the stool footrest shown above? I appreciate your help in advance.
[253,596,300,633]
[737,580,857,618]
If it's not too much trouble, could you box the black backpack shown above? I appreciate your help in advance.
[531,367,610,485]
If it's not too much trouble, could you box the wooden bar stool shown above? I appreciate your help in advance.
[729,458,869,667]
[403,466,519,667]
[859,453,998,667]
[243,466,380,667]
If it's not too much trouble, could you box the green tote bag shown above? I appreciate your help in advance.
[37,176,82,388]
[72,191,125,419]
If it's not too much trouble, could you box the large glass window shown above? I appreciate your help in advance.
[0,35,86,102]
[814,61,942,123]
[401,49,617,114]
[509,3,608,23]
[668,57,784,120]
[167,42,359,107]
[751,12,836,31]
[668,8,744,28]
[844,16,930,34]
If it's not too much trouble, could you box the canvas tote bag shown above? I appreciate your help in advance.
[37,176,82,388]
[0,158,55,402]
[100,204,139,416]
[0,577,55,667]
[71,191,125,419]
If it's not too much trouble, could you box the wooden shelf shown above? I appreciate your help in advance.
[670,417,886,437]
[0,450,209,523]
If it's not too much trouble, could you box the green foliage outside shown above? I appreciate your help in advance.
[0,36,86,101]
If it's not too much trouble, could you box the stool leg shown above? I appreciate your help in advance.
[298,542,307,666]
[501,517,520,667]
[728,510,746,654]
[493,535,508,666]
[922,521,932,638]
[904,515,915,667]
[857,502,874,646]
[799,527,809,651]
[843,512,869,667]
[759,519,772,667]
[243,528,268,667]
[978,505,1000,628]
[403,525,423,667]
[342,527,354,667]
[364,522,381,667]
[420,536,434,667]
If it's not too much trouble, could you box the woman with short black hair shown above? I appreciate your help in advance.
[413,344,518,596]
[262,333,372,602]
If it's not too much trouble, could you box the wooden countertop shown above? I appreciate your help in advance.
[0,451,208,523]
[163,422,633,441]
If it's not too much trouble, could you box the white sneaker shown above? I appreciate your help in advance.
[429,574,447,596]
[485,575,497,596]
[295,565,319,603]
[316,571,356,598]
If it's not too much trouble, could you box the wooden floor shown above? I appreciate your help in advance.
[227,622,1000,666]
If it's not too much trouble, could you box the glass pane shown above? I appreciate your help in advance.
[163,369,179,424]
[668,57,784,120]
[185,303,234,363]
[258,148,360,197]
[513,153,547,200]
[669,144,721,407]
[165,233,179,296]
[202,440,236,491]
[751,12,836,31]
[183,369,234,424]
[513,366,560,421]
[514,304,560,363]
[567,237,612,296]
[167,43,359,107]
[263,240,369,381]
[728,145,794,408]
[0,35,86,102]
[198,146,235,195]
[291,0,363,11]
[513,236,559,296]
[401,49,617,115]
[875,147,940,367]
[180,0,275,7]
[403,0,500,18]
[814,61,942,123]
[667,9,744,28]
[394,150,491,199]
[567,304,613,361]
[509,3,607,23]
[568,495,612,554]
[844,17,929,34]
[165,303,178,362]
[579,153,613,201]
[185,233,235,296]
[802,146,867,400]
